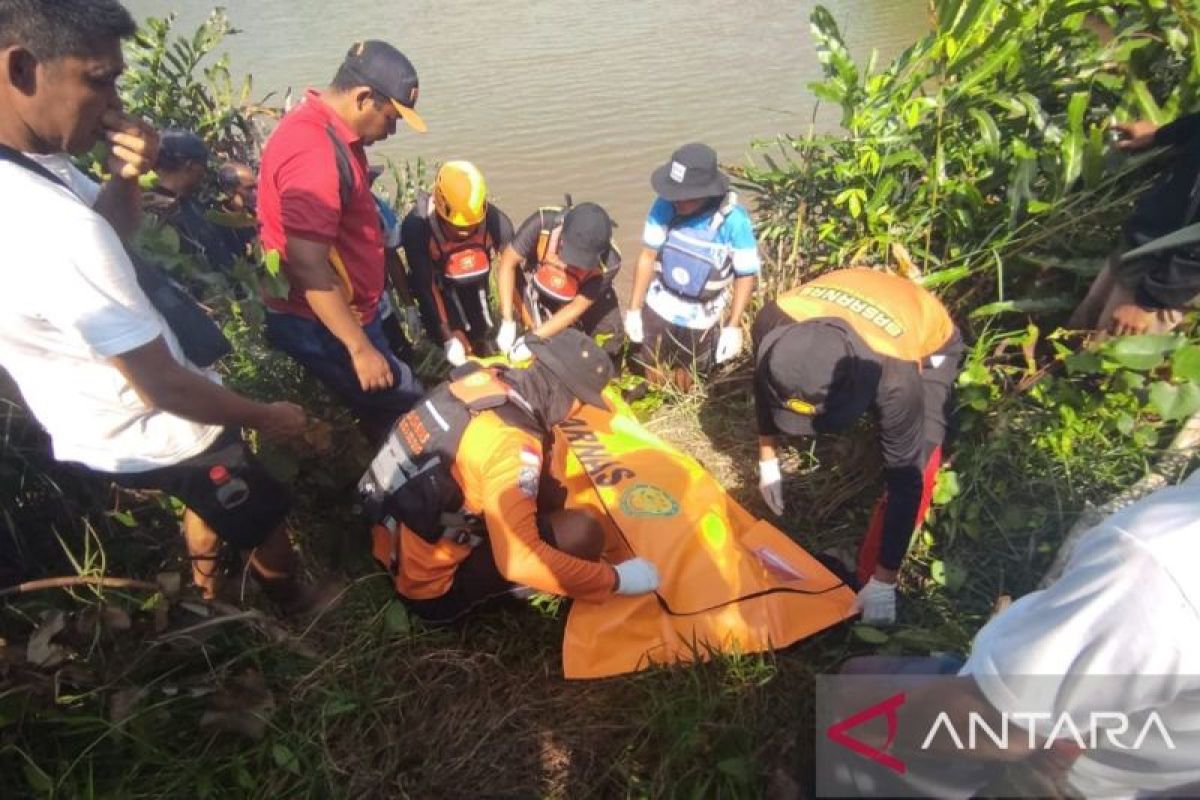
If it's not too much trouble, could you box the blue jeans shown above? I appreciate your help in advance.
[265,311,423,442]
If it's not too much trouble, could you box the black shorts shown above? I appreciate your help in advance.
[638,306,719,373]
[99,429,290,549]
[403,519,556,625]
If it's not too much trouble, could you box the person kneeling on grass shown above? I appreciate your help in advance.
[360,328,659,624]
[494,201,624,362]
[752,268,963,625]
[625,143,760,390]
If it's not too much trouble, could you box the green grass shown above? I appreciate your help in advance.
[0,323,1172,798]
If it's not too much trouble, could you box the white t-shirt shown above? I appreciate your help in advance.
[0,154,223,472]
[961,473,1200,798]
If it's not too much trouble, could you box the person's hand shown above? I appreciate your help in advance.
[1108,302,1158,336]
[624,309,644,344]
[853,577,897,625]
[496,319,517,353]
[714,326,744,364]
[759,458,785,515]
[444,336,468,367]
[508,336,532,363]
[402,305,423,339]
[1112,119,1159,152]
[613,558,660,595]
[350,343,395,391]
[254,401,308,441]
[101,110,159,181]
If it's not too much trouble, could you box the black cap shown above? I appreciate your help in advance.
[756,321,877,436]
[558,202,613,270]
[341,40,427,133]
[525,328,614,409]
[650,142,729,202]
[158,130,209,169]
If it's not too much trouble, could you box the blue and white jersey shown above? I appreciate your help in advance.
[642,197,760,330]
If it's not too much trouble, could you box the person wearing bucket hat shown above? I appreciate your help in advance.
[257,40,428,443]
[625,143,761,390]
[357,327,659,623]
[752,268,963,625]
[494,200,624,361]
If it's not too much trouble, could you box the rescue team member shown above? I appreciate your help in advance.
[1070,112,1200,336]
[257,40,426,442]
[753,268,963,625]
[0,0,325,612]
[360,329,660,623]
[401,160,514,366]
[494,202,623,361]
[625,143,760,390]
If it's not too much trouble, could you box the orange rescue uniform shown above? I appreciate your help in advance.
[394,409,617,602]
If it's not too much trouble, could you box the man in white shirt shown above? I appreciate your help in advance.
[840,476,1200,796]
[0,0,320,612]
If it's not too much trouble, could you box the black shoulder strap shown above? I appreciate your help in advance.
[324,125,355,210]
[0,144,71,192]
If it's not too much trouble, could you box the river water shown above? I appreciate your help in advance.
[123,0,926,261]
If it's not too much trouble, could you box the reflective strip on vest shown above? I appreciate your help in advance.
[775,267,954,362]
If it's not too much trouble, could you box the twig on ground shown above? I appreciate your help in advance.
[0,575,159,598]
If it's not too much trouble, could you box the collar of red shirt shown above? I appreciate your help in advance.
[303,88,362,147]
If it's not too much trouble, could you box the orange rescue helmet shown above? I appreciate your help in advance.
[433,160,488,228]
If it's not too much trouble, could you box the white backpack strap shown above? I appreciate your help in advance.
[708,190,738,232]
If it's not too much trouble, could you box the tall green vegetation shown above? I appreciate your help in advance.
[737,0,1200,635]
[744,0,1200,310]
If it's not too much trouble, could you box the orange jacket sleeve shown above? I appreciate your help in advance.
[455,413,616,601]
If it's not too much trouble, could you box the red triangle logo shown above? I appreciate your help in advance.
[826,691,907,774]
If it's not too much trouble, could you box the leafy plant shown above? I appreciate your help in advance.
[741,0,1200,308]
[121,9,267,162]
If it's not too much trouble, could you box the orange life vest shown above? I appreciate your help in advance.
[359,363,539,553]
[774,267,954,363]
[427,195,493,285]
[529,207,609,304]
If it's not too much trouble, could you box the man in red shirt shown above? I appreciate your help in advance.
[258,41,426,441]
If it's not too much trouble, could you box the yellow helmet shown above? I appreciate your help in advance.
[433,161,488,228]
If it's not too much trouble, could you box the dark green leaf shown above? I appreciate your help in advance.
[1101,334,1180,371]
[1064,350,1103,375]
[271,743,301,775]
[383,601,410,636]
[1171,344,1200,383]
[852,625,889,644]
[1149,381,1200,421]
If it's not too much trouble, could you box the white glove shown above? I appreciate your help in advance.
[496,319,517,354]
[624,309,644,344]
[613,558,660,595]
[714,326,744,365]
[508,336,532,363]
[853,577,897,625]
[759,458,785,515]
[403,305,423,339]
[443,337,467,367]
